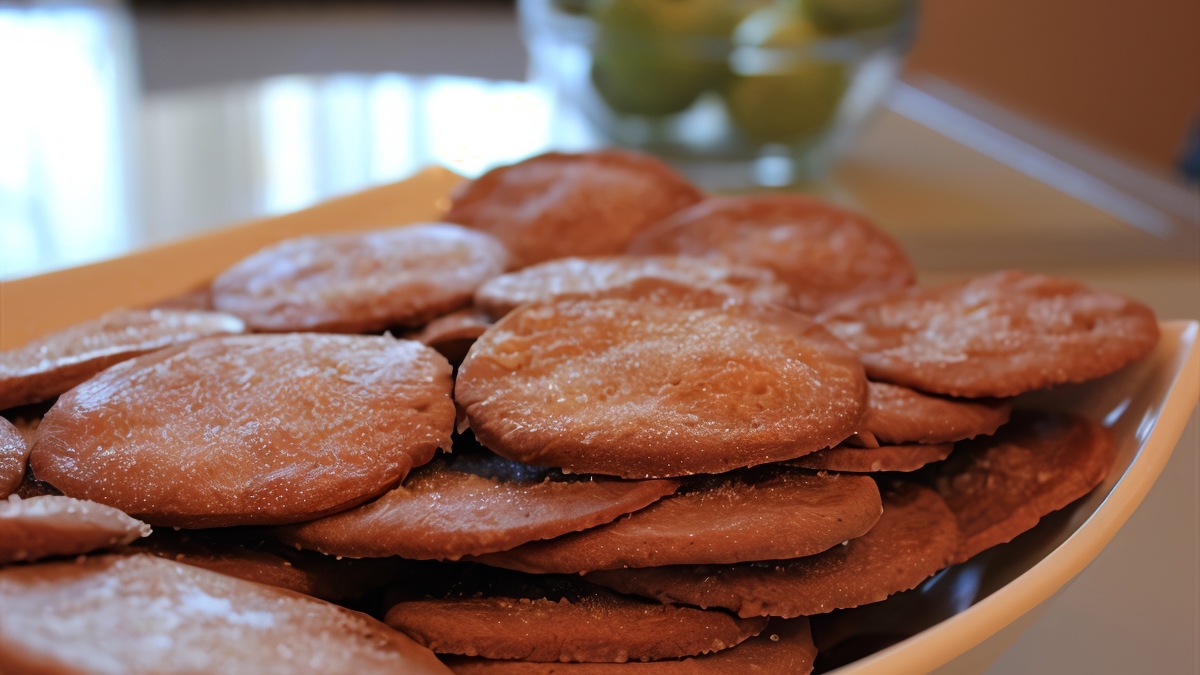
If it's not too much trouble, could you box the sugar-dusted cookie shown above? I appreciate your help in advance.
[275,445,680,560]
[406,308,495,366]
[0,308,245,410]
[31,334,454,527]
[853,381,1010,447]
[935,411,1116,564]
[627,195,915,314]
[587,484,958,618]
[132,529,404,602]
[384,566,766,663]
[474,256,791,319]
[446,151,703,269]
[819,271,1160,398]
[0,495,151,564]
[442,617,815,674]
[0,555,451,675]
[469,469,881,574]
[456,282,868,478]
[789,443,954,473]
[212,223,509,333]
[0,417,27,497]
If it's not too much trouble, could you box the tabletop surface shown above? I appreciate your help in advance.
[0,4,1197,674]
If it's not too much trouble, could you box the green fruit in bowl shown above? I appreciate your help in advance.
[551,0,593,15]
[588,0,761,117]
[723,5,849,142]
[799,0,909,33]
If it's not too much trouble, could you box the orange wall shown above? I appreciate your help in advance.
[905,0,1200,171]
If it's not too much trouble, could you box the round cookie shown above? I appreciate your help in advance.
[30,334,455,527]
[0,554,450,675]
[626,194,915,314]
[853,381,1011,447]
[0,417,27,497]
[0,308,245,410]
[384,568,766,663]
[586,483,958,618]
[0,495,151,564]
[818,271,1161,398]
[442,618,815,674]
[474,256,792,318]
[789,443,954,473]
[469,469,882,574]
[935,411,1116,564]
[406,308,495,366]
[445,151,703,269]
[132,529,404,602]
[211,223,509,333]
[456,282,868,478]
[275,447,680,560]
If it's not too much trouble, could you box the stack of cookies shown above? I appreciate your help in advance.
[0,150,1160,674]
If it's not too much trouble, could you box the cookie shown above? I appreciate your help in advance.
[442,617,815,674]
[456,282,868,478]
[852,382,1011,447]
[789,443,954,473]
[818,271,1161,398]
[446,151,703,269]
[586,484,958,618]
[383,567,766,662]
[0,494,151,564]
[474,256,792,319]
[132,529,404,602]
[626,195,915,314]
[30,334,455,527]
[0,554,450,675]
[211,223,509,333]
[275,445,680,560]
[0,417,27,497]
[0,308,245,410]
[935,411,1116,564]
[406,308,495,366]
[469,469,881,574]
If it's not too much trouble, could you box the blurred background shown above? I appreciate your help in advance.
[0,1,1197,673]
[1,0,1197,280]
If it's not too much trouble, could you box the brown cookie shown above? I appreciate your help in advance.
[0,417,27,497]
[446,151,703,269]
[474,256,792,319]
[935,411,1116,564]
[30,334,455,527]
[586,484,958,618]
[131,529,404,602]
[211,223,509,333]
[406,308,495,366]
[627,195,915,314]
[469,469,881,574]
[818,271,1161,398]
[0,554,451,675]
[442,617,815,674]
[275,446,680,560]
[851,381,1011,447]
[789,443,954,473]
[384,568,766,662]
[456,282,868,478]
[0,308,246,410]
[0,495,151,564]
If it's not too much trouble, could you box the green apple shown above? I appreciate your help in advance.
[799,0,909,33]
[588,0,760,117]
[552,0,592,15]
[724,6,848,142]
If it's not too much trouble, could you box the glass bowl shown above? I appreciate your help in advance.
[520,0,918,190]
